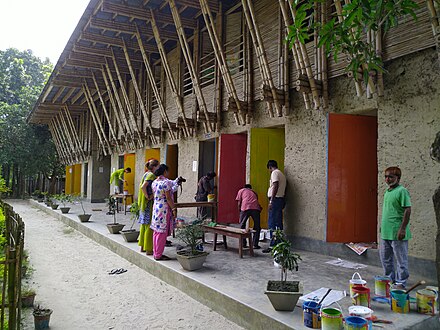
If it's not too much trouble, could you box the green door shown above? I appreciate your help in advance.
[250,128,285,229]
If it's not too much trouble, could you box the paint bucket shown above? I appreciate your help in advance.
[207,194,216,202]
[349,273,367,298]
[390,289,410,313]
[348,306,373,330]
[321,305,343,330]
[344,316,368,330]
[416,289,437,316]
[352,286,371,308]
[374,276,391,298]
[303,301,321,329]
[123,190,129,195]
[425,286,439,312]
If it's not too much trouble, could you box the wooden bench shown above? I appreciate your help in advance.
[202,225,254,258]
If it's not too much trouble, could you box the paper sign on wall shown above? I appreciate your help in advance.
[192,161,198,172]
[98,167,104,173]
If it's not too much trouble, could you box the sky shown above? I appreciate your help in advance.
[0,0,90,64]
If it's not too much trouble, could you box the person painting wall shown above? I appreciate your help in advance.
[109,167,131,194]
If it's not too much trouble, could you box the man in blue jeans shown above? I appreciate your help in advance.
[263,160,286,253]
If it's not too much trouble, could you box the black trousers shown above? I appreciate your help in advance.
[239,209,261,247]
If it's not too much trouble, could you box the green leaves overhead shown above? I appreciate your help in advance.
[287,0,419,84]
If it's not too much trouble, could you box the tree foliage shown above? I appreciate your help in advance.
[288,0,419,83]
[0,48,63,195]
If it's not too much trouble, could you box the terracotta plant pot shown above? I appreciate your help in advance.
[78,214,92,222]
[21,293,36,307]
[51,204,59,210]
[176,250,209,271]
[120,229,140,242]
[60,207,70,214]
[265,280,303,311]
[107,223,125,234]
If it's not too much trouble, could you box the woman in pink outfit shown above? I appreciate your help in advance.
[151,164,177,261]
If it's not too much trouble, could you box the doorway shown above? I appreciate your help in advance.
[145,148,161,163]
[327,113,377,243]
[198,139,217,180]
[250,128,285,229]
[83,163,88,196]
[123,153,136,198]
[166,144,178,180]
[218,133,247,224]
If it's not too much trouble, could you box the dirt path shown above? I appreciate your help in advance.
[11,200,242,330]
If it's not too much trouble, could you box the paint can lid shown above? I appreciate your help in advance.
[348,306,373,316]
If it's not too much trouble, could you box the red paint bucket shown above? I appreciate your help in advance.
[352,286,371,308]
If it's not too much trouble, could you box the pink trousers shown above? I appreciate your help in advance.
[153,231,167,259]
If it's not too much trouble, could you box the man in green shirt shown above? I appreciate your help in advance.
[380,166,412,289]
[109,167,131,194]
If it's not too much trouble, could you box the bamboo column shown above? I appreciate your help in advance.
[150,10,191,137]
[426,0,440,62]
[91,71,119,148]
[63,106,87,161]
[121,39,158,144]
[61,107,83,161]
[49,125,65,163]
[103,62,136,150]
[241,0,281,117]
[58,111,80,162]
[110,49,144,147]
[54,115,77,162]
[167,0,215,132]
[52,117,74,163]
[199,0,244,125]
[82,84,109,156]
[49,122,68,164]
[321,0,329,107]
[135,28,175,139]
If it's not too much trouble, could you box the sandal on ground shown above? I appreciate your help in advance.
[108,268,127,275]
[155,255,171,261]
[146,251,153,255]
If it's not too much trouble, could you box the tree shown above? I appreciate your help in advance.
[0,48,60,196]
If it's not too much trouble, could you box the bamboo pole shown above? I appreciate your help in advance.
[100,66,131,150]
[121,39,158,145]
[242,0,280,117]
[82,84,109,156]
[53,117,74,163]
[321,1,329,108]
[167,1,214,133]
[150,10,189,138]
[64,106,87,161]
[110,48,144,147]
[83,82,111,153]
[49,122,67,164]
[199,0,244,125]
[103,61,136,149]
[87,111,92,157]
[59,108,80,162]
[426,0,440,62]
[91,71,119,147]
[278,0,311,109]
[135,28,175,139]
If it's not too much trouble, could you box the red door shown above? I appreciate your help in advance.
[327,114,377,242]
[217,134,247,224]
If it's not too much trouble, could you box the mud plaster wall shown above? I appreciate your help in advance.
[378,49,439,261]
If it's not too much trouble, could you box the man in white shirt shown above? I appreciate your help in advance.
[263,160,286,253]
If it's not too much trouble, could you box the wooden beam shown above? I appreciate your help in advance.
[80,32,157,53]
[101,2,196,28]
[51,87,66,103]
[90,17,179,41]
[61,88,77,104]
[72,44,145,63]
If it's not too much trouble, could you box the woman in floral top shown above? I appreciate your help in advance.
[151,164,178,260]
[137,158,159,255]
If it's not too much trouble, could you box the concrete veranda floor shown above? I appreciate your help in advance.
[20,199,439,329]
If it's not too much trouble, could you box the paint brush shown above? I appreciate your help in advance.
[318,288,332,306]
[404,280,426,295]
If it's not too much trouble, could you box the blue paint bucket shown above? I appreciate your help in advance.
[303,300,321,328]
[344,316,368,329]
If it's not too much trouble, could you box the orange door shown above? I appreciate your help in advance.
[123,153,136,198]
[327,113,377,243]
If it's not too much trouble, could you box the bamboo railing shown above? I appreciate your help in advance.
[0,200,25,330]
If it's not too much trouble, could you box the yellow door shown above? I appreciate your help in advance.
[124,153,136,201]
[65,166,73,194]
[250,128,285,228]
[73,164,82,195]
[145,148,161,163]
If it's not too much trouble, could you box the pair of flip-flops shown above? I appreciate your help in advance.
[108,268,127,275]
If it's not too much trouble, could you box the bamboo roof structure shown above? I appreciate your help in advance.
[28,0,438,163]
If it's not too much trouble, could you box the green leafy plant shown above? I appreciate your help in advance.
[128,201,140,230]
[271,229,301,283]
[55,193,73,207]
[176,219,204,255]
[287,0,419,84]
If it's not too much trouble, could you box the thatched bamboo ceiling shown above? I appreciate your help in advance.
[28,0,234,124]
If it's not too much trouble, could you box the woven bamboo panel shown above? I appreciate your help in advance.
[164,48,180,124]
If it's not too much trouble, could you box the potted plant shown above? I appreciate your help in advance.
[265,229,302,311]
[106,195,125,233]
[175,219,209,271]
[33,305,53,330]
[42,192,50,206]
[75,195,92,222]
[34,190,44,202]
[57,193,73,214]
[120,200,140,242]
[21,287,36,307]
[50,194,59,210]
